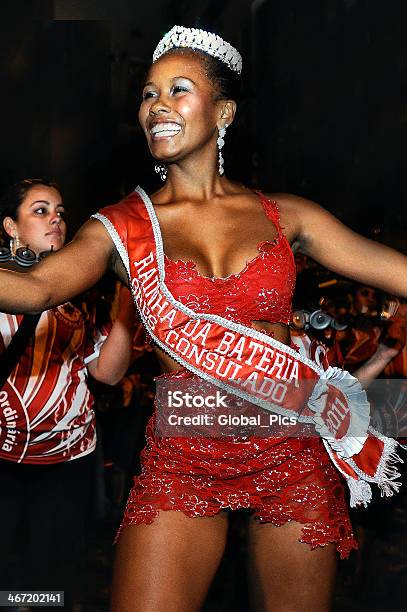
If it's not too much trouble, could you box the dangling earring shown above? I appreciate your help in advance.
[10,234,21,257]
[217,124,228,176]
[154,163,168,182]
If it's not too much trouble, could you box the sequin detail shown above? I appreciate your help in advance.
[118,370,357,559]
[164,196,296,327]
[118,195,357,558]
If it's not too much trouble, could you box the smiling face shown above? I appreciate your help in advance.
[3,184,66,255]
[139,50,234,164]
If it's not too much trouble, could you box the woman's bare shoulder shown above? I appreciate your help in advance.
[264,192,323,212]
[76,218,128,281]
[74,217,116,246]
[264,192,328,230]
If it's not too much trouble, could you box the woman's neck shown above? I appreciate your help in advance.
[153,141,232,203]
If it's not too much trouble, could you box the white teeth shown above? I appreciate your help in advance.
[151,122,181,137]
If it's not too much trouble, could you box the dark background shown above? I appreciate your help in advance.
[2,5,407,609]
[1,0,406,250]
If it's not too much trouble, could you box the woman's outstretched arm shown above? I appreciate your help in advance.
[0,219,115,314]
[280,194,407,297]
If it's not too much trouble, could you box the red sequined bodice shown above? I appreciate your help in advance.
[113,190,356,559]
[164,194,296,326]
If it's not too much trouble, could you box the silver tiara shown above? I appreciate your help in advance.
[153,26,242,75]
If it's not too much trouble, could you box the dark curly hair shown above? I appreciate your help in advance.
[0,178,60,243]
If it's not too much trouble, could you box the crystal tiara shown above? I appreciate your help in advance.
[152,25,242,75]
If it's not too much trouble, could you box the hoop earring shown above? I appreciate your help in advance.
[217,124,228,176]
[154,163,168,182]
[10,235,21,257]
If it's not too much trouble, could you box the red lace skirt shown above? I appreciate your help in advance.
[118,369,357,559]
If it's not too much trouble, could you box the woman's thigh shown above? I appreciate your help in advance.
[111,510,229,612]
[247,519,337,612]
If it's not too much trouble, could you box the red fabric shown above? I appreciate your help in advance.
[0,303,105,464]
[120,369,356,559]
[164,195,296,326]
[119,194,357,558]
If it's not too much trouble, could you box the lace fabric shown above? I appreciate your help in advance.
[118,194,357,558]
[118,369,357,558]
[164,196,296,327]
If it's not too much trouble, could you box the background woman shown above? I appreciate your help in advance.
[0,29,407,611]
[0,179,135,610]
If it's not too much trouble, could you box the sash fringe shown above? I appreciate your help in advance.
[347,439,404,506]
[348,478,372,508]
[377,440,404,498]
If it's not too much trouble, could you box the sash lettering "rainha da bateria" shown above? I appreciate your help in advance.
[92,186,404,507]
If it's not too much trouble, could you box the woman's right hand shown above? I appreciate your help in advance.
[0,218,115,314]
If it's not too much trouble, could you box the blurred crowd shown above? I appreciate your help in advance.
[292,254,407,441]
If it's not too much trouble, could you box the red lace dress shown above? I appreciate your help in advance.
[119,194,357,558]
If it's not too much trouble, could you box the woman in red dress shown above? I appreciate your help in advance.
[1,27,407,611]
